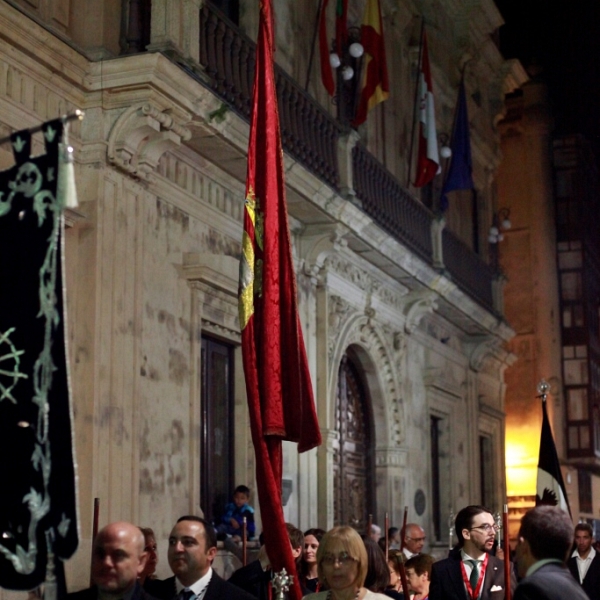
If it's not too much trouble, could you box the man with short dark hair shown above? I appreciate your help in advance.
[228,523,304,600]
[567,523,600,600]
[514,505,589,600]
[145,516,256,600]
[429,505,514,600]
[403,523,426,559]
[68,521,157,600]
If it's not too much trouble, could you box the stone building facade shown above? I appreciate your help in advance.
[0,0,525,593]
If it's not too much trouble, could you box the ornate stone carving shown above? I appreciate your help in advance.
[468,335,503,372]
[322,254,405,312]
[108,103,192,181]
[332,317,405,445]
[301,224,349,281]
[200,319,240,342]
[402,291,438,334]
[328,295,353,360]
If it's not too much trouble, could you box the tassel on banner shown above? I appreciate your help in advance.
[57,121,78,209]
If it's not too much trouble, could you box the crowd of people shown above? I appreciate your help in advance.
[68,488,599,600]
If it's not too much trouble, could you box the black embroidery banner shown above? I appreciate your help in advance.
[0,120,78,590]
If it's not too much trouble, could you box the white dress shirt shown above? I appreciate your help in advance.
[572,546,596,583]
[175,567,213,600]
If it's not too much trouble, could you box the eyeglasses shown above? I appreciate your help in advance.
[406,537,426,542]
[322,552,357,566]
[469,524,501,533]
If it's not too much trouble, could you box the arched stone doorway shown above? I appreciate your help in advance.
[333,350,375,529]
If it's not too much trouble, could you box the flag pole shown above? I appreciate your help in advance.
[502,504,510,600]
[406,17,425,188]
[398,506,409,600]
[305,0,325,91]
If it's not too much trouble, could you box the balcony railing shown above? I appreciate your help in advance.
[442,229,495,311]
[199,4,342,189]
[196,3,497,316]
[352,143,433,263]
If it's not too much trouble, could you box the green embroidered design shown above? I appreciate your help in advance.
[0,327,28,403]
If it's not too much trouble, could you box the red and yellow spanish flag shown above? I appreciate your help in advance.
[239,1,321,596]
[353,0,389,126]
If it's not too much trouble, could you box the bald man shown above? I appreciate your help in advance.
[68,521,159,600]
[403,524,426,559]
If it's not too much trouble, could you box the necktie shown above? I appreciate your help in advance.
[467,560,480,592]
[178,589,195,600]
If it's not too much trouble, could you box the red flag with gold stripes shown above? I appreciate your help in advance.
[353,0,389,126]
[238,0,321,596]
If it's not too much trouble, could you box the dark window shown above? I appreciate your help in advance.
[579,470,592,513]
[200,336,234,525]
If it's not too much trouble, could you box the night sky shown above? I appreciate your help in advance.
[497,0,600,157]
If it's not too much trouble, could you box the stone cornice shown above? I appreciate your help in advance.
[107,103,192,181]
[0,2,89,92]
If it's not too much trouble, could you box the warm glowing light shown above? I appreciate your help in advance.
[505,431,539,496]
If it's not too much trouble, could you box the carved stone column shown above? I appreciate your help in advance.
[317,428,339,529]
[147,0,203,64]
[431,214,446,271]
[337,129,361,204]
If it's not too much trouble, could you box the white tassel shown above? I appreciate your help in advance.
[57,122,78,209]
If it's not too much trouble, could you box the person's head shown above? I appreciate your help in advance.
[139,526,158,582]
[91,521,147,596]
[515,506,574,578]
[302,528,326,572]
[363,538,390,592]
[317,526,369,592]
[387,550,405,591]
[454,506,497,555]
[168,516,217,586]
[388,527,400,544]
[286,523,305,565]
[404,554,434,595]
[369,524,382,543]
[233,485,250,508]
[574,523,594,557]
[404,524,426,555]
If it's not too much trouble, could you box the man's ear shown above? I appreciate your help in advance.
[462,528,471,542]
[207,546,218,563]
[137,551,148,576]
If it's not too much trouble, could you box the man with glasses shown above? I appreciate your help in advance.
[403,524,426,559]
[429,505,514,600]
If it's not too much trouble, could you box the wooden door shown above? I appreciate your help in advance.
[333,354,375,529]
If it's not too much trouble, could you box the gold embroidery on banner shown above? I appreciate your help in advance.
[239,187,264,330]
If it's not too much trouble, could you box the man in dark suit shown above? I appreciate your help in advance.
[568,522,600,600]
[429,505,514,600]
[145,516,256,600]
[514,505,589,600]
[68,521,158,600]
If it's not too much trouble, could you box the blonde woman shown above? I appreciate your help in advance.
[304,526,390,600]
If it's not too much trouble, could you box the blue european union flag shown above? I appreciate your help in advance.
[441,80,474,211]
